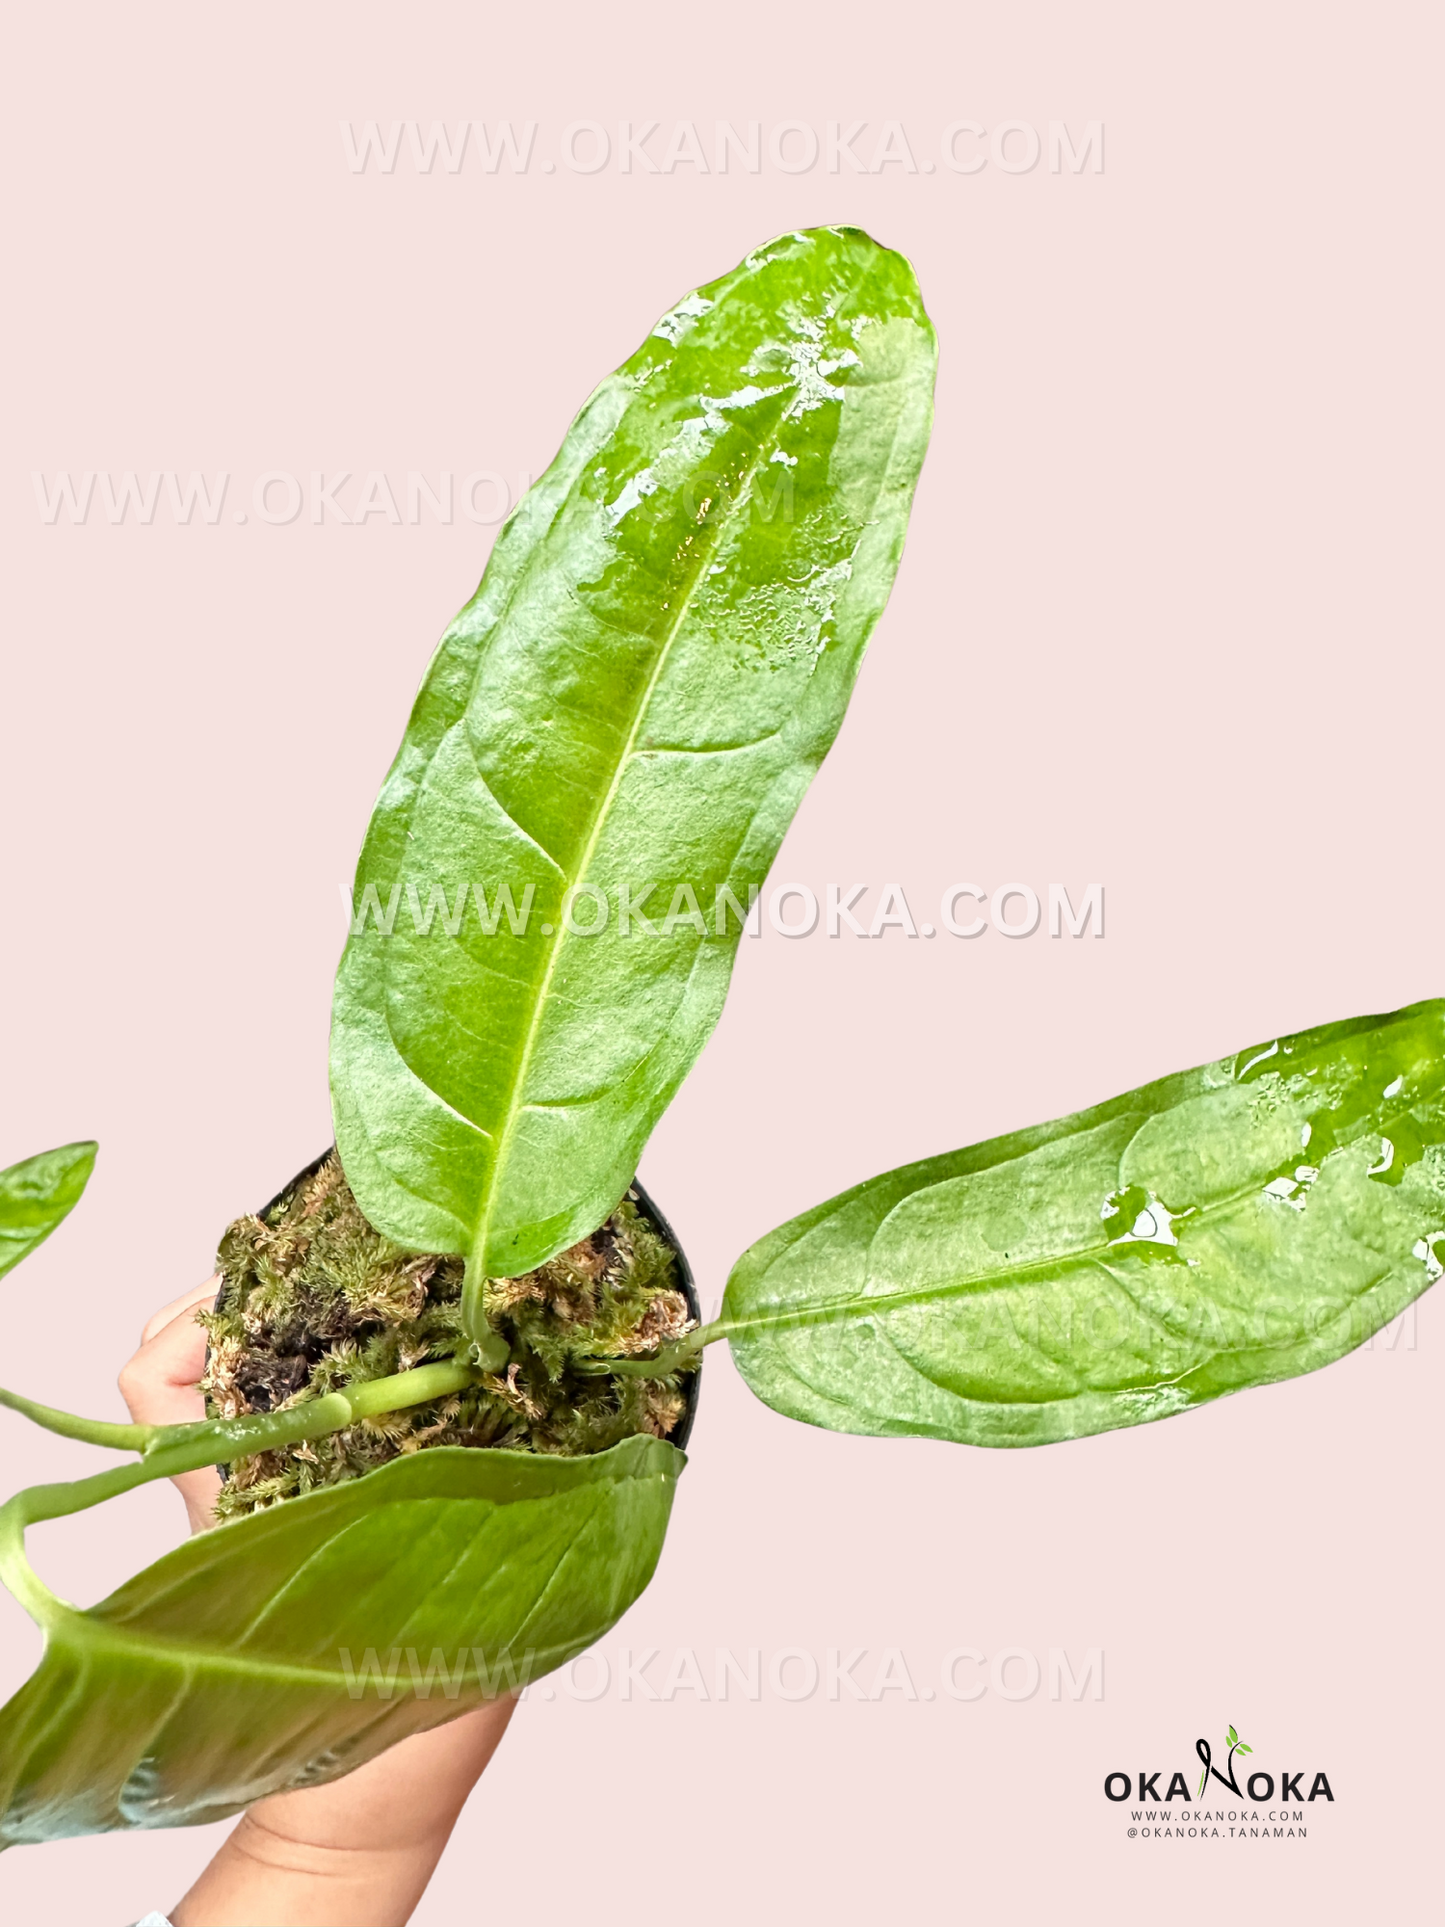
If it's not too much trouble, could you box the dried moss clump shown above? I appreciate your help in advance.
[201,1154,696,1521]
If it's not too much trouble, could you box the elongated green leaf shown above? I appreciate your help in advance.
[331,226,936,1283]
[0,1142,96,1283]
[723,1001,1445,1446]
[0,1435,680,1844]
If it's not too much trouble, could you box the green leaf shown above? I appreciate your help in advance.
[1237,1743,1253,1754]
[331,226,936,1284]
[1227,1725,1238,1744]
[0,1435,680,1844]
[0,1142,96,1283]
[722,1000,1445,1446]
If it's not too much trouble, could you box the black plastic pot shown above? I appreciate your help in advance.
[626,1175,702,1450]
[216,1151,701,1458]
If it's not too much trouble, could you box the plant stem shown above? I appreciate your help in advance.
[0,1358,485,1627]
[573,1321,724,1378]
[0,1359,482,1464]
[148,1359,482,1461]
[0,1459,160,1621]
[0,1385,149,1453]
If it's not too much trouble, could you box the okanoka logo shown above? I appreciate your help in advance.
[1104,1723,1335,1840]
[1196,1723,1255,1798]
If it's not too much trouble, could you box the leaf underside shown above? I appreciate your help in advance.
[331,225,936,1278]
[0,1436,680,1845]
[723,1000,1445,1446]
[0,1142,96,1284]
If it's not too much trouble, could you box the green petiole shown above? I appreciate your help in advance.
[0,1358,486,1622]
[572,1320,723,1379]
[0,1357,482,1472]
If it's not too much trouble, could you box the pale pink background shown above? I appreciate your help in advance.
[2,4,1441,1922]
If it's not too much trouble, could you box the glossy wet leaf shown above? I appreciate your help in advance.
[331,226,936,1282]
[723,1001,1445,1446]
[0,1435,680,1844]
[0,1142,96,1283]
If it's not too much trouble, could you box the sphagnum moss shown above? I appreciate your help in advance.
[201,1153,695,1520]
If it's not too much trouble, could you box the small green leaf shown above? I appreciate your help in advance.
[0,1142,96,1284]
[722,1000,1445,1446]
[1236,1742,1253,1754]
[331,226,936,1285]
[1227,1725,1238,1744]
[0,1434,681,1843]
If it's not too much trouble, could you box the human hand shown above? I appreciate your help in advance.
[117,1279,224,1532]
[118,1281,517,1926]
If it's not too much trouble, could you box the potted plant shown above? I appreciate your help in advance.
[1,225,1440,1847]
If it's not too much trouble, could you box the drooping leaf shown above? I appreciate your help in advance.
[722,1001,1445,1447]
[331,226,936,1284]
[0,1142,96,1283]
[0,1435,680,1844]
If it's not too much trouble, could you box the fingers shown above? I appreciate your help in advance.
[121,1276,220,1427]
[120,1276,224,1534]
[141,1278,225,1348]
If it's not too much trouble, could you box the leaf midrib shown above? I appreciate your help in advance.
[472,322,866,1264]
[44,1606,583,1692]
[721,1135,1424,1345]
